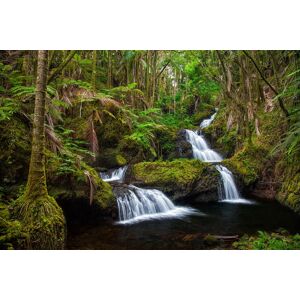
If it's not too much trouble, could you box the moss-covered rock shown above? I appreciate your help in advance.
[129,159,219,202]
[223,143,268,186]
[96,148,127,169]
[175,130,193,159]
[47,154,115,213]
[277,165,300,214]
[193,106,215,125]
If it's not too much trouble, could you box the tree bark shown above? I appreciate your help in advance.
[25,50,48,197]
[91,50,97,90]
[107,51,112,88]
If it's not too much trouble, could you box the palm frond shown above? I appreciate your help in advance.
[86,113,99,160]
[83,170,96,205]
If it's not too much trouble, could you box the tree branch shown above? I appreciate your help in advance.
[47,50,76,84]
[243,50,289,118]
[156,60,171,79]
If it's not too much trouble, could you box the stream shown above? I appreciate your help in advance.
[66,110,300,249]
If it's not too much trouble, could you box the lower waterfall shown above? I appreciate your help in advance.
[215,165,253,204]
[101,167,199,224]
[116,185,199,225]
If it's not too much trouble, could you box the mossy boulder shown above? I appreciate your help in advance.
[46,151,115,214]
[193,107,215,124]
[277,166,300,214]
[128,159,219,202]
[50,166,115,213]
[175,130,193,159]
[96,148,127,169]
[223,143,268,186]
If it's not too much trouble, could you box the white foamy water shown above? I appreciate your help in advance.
[215,165,254,204]
[185,129,222,162]
[116,185,201,224]
[100,166,128,182]
[184,110,255,205]
[200,112,217,129]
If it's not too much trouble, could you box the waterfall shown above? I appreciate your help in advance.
[215,165,240,199]
[116,185,199,224]
[215,165,253,204]
[185,109,253,204]
[200,111,217,129]
[185,129,223,162]
[100,166,128,182]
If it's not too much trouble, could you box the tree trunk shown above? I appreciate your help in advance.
[16,50,65,250]
[26,50,49,197]
[107,51,112,88]
[92,50,97,91]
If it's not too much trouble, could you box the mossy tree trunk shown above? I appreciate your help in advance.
[16,50,65,250]
[26,50,49,196]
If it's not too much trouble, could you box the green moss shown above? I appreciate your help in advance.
[277,165,300,213]
[223,143,268,186]
[11,194,65,250]
[193,108,214,124]
[81,162,115,209]
[133,159,218,191]
[85,168,114,208]
[116,154,127,166]
[97,148,128,168]
[0,203,27,249]
[46,150,115,210]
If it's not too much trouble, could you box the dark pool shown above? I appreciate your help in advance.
[66,199,300,250]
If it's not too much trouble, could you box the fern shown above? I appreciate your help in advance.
[0,98,19,121]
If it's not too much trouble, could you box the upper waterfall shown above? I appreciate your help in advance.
[200,111,217,129]
[185,109,253,204]
[185,129,222,162]
[100,166,128,182]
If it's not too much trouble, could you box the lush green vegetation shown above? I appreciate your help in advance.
[234,230,300,250]
[0,50,299,249]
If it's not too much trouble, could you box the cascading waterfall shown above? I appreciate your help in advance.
[116,185,199,224]
[200,111,217,129]
[100,166,128,182]
[101,166,198,224]
[186,111,252,204]
[215,165,240,200]
[185,129,222,162]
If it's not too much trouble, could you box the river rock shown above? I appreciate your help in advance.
[175,130,193,159]
[127,159,219,203]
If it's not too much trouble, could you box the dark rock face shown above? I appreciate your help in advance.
[175,129,193,159]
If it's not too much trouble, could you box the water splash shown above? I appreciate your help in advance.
[100,166,128,182]
[185,129,222,162]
